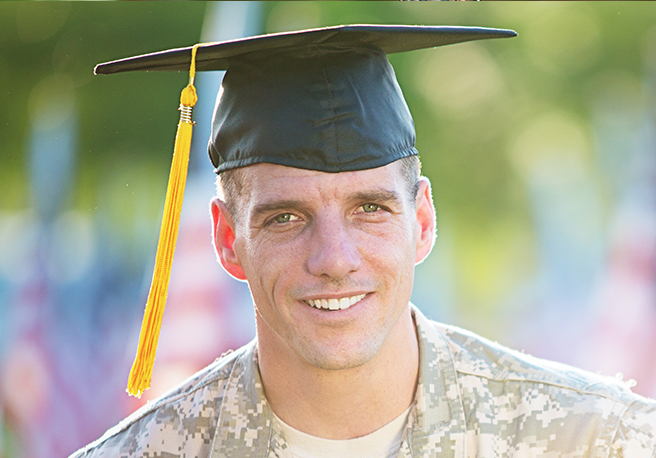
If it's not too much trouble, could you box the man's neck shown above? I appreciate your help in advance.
[256,308,419,440]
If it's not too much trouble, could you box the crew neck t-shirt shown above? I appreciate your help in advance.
[272,406,411,458]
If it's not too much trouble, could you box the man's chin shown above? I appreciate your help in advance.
[295,336,385,372]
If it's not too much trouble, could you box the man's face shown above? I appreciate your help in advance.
[211,161,435,371]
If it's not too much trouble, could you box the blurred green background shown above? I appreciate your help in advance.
[1,2,656,457]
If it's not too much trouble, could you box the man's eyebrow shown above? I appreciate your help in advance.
[250,200,309,220]
[351,189,402,204]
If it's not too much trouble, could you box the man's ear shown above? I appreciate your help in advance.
[210,197,247,281]
[414,177,436,264]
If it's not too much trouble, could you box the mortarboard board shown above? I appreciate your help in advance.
[95,24,517,397]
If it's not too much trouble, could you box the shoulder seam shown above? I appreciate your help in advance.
[453,367,638,408]
[430,322,637,407]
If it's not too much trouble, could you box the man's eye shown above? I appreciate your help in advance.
[362,203,380,213]
[273,213,296,224]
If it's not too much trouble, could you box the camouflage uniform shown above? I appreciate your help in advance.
[70,306,656,457]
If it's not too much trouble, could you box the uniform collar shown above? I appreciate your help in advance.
[210,340,273,457]
[407,305,467,457]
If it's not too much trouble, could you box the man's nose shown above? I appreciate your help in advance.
[306,213,361,280]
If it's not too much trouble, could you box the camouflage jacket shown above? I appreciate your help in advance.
[71,306,656,457]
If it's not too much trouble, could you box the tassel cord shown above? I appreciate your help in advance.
[126,44,201,398]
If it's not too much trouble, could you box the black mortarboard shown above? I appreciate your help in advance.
[97,24,516,174]
[95,24,517,397]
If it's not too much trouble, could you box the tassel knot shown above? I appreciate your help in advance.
[180,84,198,108]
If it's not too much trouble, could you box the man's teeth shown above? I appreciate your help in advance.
[306,294,366,311]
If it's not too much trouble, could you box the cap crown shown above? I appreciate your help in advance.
[210,45,416,173]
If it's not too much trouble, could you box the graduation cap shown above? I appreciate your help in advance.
[95,24,517,397]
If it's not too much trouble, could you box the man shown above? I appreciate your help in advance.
[71,25,656,458]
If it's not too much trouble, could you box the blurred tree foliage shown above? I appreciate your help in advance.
[0,2,206,212]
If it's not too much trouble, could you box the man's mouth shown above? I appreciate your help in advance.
[304,294,366,311]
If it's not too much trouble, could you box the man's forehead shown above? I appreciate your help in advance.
[243,161,404,186]
[240,162,406,202]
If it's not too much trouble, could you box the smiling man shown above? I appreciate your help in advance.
[71,25,656,458]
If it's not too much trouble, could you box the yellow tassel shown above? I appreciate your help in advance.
[127,44,201,398]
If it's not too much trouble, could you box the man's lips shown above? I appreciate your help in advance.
[303,294,367,311]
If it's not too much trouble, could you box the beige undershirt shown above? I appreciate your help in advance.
[272,406,411,458]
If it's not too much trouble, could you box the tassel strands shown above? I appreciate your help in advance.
[127,45,201,397]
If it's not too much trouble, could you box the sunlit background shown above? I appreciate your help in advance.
[1,2,656,457]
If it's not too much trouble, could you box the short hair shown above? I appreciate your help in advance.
[216,155,422,222]
[398,154,421,204]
